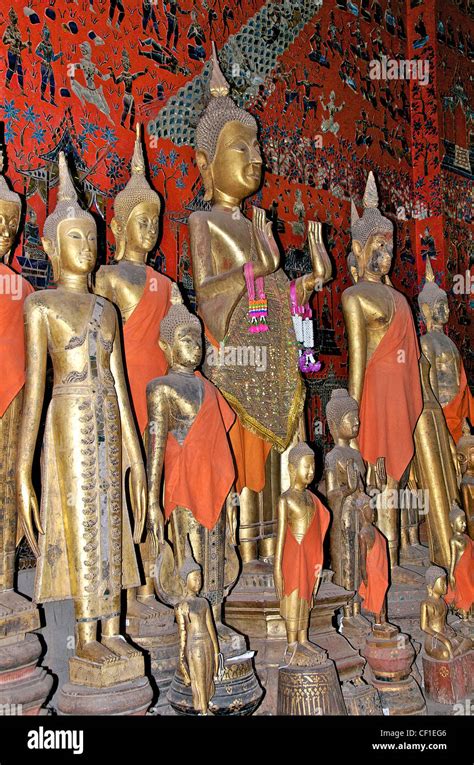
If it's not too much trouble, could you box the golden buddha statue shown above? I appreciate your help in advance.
[418,256,473,445]
[147,303,243,656]
[190,45,331,563]
[274,443,330,661]
[324,389,373,631]
[420,566,472,660]
[175,544,221,715]
[412,353,461,567]
[457,420,474,538]
[16,153,146,678]
[445,503,473,620]
[0,142,36,620]
[95,124,182,621]
[342,172,423,584]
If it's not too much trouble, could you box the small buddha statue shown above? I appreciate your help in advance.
[0,141,35,617]
[95,125,182,620]
[190,44,331,563]
[445,503,474,620]
[175,543,221,715]
[457,419,474,539]
[420,566,472,660]
[274,443,330,661]
[342,172,423,584]
[146,303,242,656]
[358,497,390,630]
[418,255,473,444]
[16,153,146,671]
[324,388,373,630]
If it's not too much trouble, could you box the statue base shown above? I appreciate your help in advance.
[168,651,263,716]
[57,676,153,715]
[369,675,426,716]
[422,650,474,704]
[341,679,382,716]
[277,657,347,716]
[399,543,431,568]
[386,565,427,620]
[0,592,40,639]
[363,624,426,715]
[126,602,179,707]
[0,632,53,715]
[69,652,144,688]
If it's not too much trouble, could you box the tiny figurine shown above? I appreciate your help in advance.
[358,497,390,628]
[445,503,474,619]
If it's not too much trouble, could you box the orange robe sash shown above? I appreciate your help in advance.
[282,492,330,603]
[358,527,389,615]
[0,265,34,417]
[445,536,474,612]
[442,364,474,445]
[359,288,423,482]
[123,266,171,434]
[163,377,236,530]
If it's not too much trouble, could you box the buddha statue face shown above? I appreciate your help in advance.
[431,574,447,598]
[186,569,202,595]
[354,232,393,279]
[361,499,375,525]
[112,201,160,260]
[451,510,467,534]
[431,294,449,326]
[339,409,360,440]
[0,200,20,261]
[457,443,474,475]
[42,218,97,281]
[289,454,315,487]
[160,323,202,370]
[197,121,262,204]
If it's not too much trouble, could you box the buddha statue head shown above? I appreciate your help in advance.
[456,419,473,476]
[111,124,161,262]
[326,388,360,443]
[449,502,467,535]
[179,538,202,595]
[417,255,449,331]
[287,442,315,488]
[195,43,261,205]
[425,565,447,598]
[350,172,394,282]
[0,143,22,264]
[159,304,202,370]
[42,152,97,282]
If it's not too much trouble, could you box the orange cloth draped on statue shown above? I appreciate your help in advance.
[358,527,389,615]
[163,377,236,531]
[229,417,271,494]
[282,492,330,603]
[0,265,34,417]
[123,265,172,435]
[442,364,474,445]
[205,327,271,493]
[445,535,474,612]
[359,288,423,482]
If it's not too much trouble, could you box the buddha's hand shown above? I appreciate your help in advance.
[346,459,359,494]
[449,574,456,590]
[17,478,44,558]
[307,221,332,286]
[252,206,280,277]
[179,653,191,685]
[130,462,147,544]
[147,502,165,557]
[274,572,284,600]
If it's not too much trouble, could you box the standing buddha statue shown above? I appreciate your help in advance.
[95,124,182,620]
[16,153,146,678]
[457,420,474,538]
[445,503,474,620]
[190,44,331,562]
[342,171,423,583]
[418,255,474,445]
[0,142,35,620]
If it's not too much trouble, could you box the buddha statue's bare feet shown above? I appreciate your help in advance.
[127,598,160,620]
[390,565,422,586]
[101,635,141,659]
[76,640,120,664]
[0,590,34,613]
